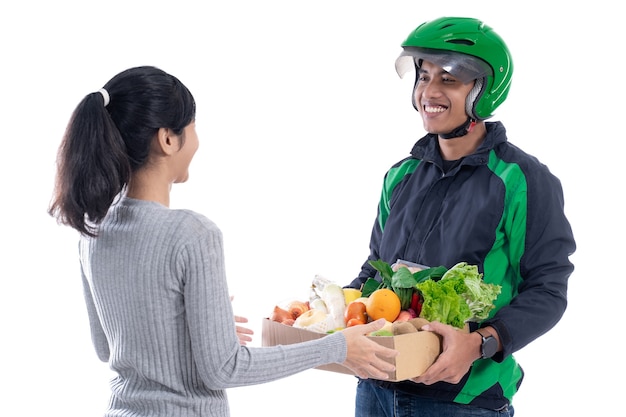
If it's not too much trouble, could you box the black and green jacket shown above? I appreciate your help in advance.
[348,121,576,410]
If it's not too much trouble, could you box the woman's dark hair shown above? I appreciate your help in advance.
[48,66,196,237]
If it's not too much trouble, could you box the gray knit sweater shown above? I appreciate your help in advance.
[79,197,347,416]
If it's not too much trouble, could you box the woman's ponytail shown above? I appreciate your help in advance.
[49,90,130,237]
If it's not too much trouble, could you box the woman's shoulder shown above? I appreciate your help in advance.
[117,197,222,237]
[169,208,221,235]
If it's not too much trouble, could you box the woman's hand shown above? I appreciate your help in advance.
[410,321,481,385]
[235,315,254,346]
[231,296,254,345]
[340,319,399,380]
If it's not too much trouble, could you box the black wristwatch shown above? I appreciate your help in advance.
[476,329,498,359]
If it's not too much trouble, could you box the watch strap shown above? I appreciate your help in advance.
[475,328,489,338]
[475,328,497,359]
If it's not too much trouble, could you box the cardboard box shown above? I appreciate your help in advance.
[261,318,442,382]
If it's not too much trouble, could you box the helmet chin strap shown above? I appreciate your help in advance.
[439,117,477,139]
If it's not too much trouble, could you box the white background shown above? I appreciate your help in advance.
[1,1,623,416]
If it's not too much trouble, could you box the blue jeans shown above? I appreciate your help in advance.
[355,379,514,417]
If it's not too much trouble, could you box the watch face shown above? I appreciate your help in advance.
[482,335,498,358]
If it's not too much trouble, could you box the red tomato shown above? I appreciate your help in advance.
[345,301,367,323]
[346,318,366,327]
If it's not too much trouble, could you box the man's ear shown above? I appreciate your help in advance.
[155,127,178,156]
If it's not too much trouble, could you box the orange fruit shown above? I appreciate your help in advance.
[366,288,401,322]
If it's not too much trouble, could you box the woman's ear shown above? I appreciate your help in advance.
[155,127,178,156]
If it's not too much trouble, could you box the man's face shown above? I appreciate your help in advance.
[414,59,476,135]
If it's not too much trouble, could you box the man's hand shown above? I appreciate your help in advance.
[410,321,481,385]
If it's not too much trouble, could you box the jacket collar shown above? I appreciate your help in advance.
[410,121,508,166]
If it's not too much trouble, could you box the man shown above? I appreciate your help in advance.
[348,17,575,416]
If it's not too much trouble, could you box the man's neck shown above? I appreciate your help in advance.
[437,122,487,161]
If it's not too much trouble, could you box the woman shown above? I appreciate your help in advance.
[48,66,397,417]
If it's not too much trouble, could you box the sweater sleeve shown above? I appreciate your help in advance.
[79,243,110,362]
[182,217,347,389]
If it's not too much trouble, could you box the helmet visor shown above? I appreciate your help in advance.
[395,47,493,84]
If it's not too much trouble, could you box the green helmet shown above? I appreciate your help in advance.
[395,17,513,120]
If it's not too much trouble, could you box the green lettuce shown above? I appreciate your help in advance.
[415,262,501,328]
[415,277,470,328]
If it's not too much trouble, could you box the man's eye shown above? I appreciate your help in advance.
[442,77,456,84]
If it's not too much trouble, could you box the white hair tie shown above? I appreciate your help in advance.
[98,88,110,107]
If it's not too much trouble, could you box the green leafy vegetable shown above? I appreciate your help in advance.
[366,259,445,309]
[363,259,500,323]
[390,267,418,309]
[360,277,382,298]
[415,262,502,328]
[415,278,471,328]
[442,262,502,321]
[413,265,448,283]
[366,259,417,308]
[368,259,394,287]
